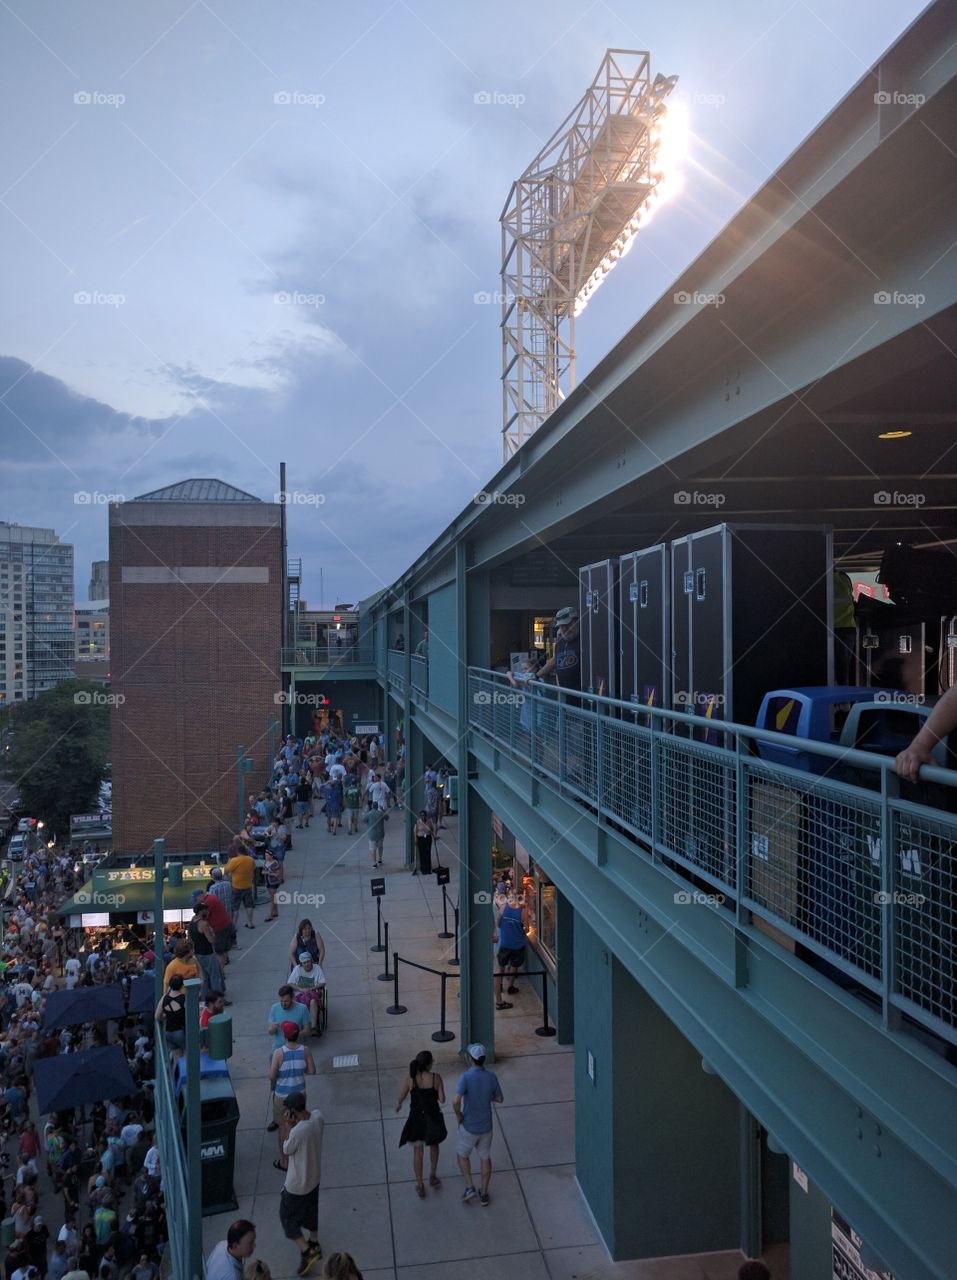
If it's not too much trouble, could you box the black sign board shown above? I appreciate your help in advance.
[435,867,450,886]
[370,877,386,897]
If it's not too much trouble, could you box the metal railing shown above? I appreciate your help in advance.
[411,653,429,694]
[154,1023,203,1280]
[281,645,376,666]
[467,667,957,1048]
[387,648,405,680]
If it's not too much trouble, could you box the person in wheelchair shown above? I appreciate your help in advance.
[287,951,326,1036]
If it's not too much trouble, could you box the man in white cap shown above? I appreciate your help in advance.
[453,1044,503,1206]
[287,952,325,1035]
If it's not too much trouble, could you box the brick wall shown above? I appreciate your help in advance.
[109,510,283,855]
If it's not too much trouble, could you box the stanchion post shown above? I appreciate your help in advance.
[387,953,407,1015]
[378,923,393,981]
[432,971,455,1043]
[438,884,453,939]
[371,896,385,953]
[448,905,460,967]
[535,969,556,1037]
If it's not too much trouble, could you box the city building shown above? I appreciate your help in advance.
[287,9,957,1277]
[109,479,284,854]
[74,601,109,662]
[88,559,109,601]
[0,522,74,702]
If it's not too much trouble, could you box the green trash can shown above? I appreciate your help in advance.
[179,1076,240,1215]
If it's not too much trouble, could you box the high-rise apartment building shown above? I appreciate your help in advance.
[109,479,284,853]
[88,560,109,601]
[0,523,75,702]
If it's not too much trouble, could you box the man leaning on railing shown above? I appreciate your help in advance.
[896,684,957,781]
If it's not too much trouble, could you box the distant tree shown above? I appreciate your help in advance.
[7,680,110,836]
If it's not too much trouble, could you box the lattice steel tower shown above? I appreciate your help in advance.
[500,51,680,459]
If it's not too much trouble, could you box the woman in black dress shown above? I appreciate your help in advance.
[396,1050,447,1197]
[414,812,435,877]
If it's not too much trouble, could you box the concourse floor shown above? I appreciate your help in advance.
[203,809,765,1280]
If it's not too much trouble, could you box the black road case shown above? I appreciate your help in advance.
[859,620,929,694]
[941,615,957,691]
[619,544,670,710]
[579,559,618,699]
[670,524,832,737]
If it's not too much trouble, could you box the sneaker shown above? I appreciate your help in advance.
[479,1191,490,1207]
[296,1243,321,1276]
[461,1186,477,1203]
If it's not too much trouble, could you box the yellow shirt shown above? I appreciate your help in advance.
[224,854,255,890]
[163,956,199,988]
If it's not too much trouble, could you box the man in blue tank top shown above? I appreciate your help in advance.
[494,896,527,1010]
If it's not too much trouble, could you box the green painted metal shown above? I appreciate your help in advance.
[425,581,457,713]
[460,787,495,1058]
[573,916,614,1244]
[152,842,205,1280]
[555,891,574,1044]
[612,955,742,1257]
[466,729,957,1279]
[184,978,203,1274]
[789,1169,834,1280]
[468,667,957,1046]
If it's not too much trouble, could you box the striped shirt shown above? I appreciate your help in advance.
[274,1045,306,1098]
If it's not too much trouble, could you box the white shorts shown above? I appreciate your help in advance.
[455,1127,493,1160]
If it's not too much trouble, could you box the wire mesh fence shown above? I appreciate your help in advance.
[466,668,957,1046]
[154,1027,199,1279]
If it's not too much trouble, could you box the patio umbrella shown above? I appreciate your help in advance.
[42,983,126,1030]
[32,1045,135,1114]
[127,975,156,1016]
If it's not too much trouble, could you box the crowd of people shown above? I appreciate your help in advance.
[0,842,175,1280]
[221,731,453,885]
[0,723,470,1280]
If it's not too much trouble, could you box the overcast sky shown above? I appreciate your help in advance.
[0,0,927,605]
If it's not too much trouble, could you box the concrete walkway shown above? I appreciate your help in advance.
[201,811,758,1280]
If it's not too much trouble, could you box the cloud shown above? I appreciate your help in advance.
[0,357,162,465]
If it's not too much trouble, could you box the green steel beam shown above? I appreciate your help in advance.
[467,741,957,1280]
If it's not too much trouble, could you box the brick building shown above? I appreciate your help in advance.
[109,479,284,854]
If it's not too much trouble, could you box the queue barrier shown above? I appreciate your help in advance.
[387,952,557,1041]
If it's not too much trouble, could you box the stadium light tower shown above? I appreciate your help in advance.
[500,50,684,459]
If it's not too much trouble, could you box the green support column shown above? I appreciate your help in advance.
[407,727,424,870]
[555,890,574,1044]
[459,786,495,1057]
[574,913,741,1259]
[458,547,494,1055]
[402,596,413,867]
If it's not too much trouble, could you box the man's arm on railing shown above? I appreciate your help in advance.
[896,685,957,781]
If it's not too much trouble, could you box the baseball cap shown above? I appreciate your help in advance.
[466,1043,486,1061]
[211,867,223,879]
[298,952,312,963]
[553,606,578,626]
[280,1020,300,1040]
[283,1090,306,1112]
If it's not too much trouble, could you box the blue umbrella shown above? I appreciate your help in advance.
[127,976,155,1016]
[42,984,126,1030]
[32,1045,135,1114]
